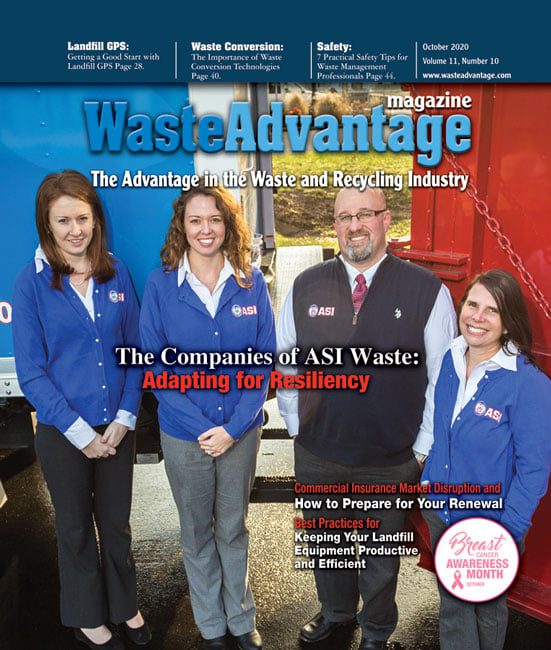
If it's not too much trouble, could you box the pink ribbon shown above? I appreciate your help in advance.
[451,570,464,590]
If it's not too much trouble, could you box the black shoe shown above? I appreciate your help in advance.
[358,639,387,650]
[123,621,152,645]
[236,629,263,649]
[200,635,228,649]
[299,612,357,643]
[74,628,125,649]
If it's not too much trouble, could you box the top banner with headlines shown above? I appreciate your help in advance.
[0,7,548,84]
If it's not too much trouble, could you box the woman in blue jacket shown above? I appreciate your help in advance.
[140,180,275,650]
[422,270,551,650]
[12,171,150,649]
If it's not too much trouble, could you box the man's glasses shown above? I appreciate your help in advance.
[334,209,387,225]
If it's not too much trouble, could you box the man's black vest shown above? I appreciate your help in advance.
[293,254,441,466]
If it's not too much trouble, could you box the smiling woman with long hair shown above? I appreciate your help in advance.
[12,170,150,649]
[421,269,551,650]
[140,178,275,650]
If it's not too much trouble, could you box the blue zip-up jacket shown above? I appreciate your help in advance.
[12,258,142,434]
[139,266,275,441]
[422,349,551,541]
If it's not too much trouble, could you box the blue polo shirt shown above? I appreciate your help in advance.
[139,265,275,441]
[422,344,551,541]
[13,257,142,446]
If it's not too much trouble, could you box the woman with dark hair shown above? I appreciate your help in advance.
[12,170,150,649]
[422,269,551,650]
[140,179,275,650]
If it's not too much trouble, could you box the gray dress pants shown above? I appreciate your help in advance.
[161,427,260,640]
[423,510,508,650]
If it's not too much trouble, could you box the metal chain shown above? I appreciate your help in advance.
[402,84,551,319]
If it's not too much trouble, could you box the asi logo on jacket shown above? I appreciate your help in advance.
[474,401,503,423]
[232,304,257,318]
[308,304,335,317]
[109,290,125,303]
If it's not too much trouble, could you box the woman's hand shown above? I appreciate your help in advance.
[198,426,235,457]
[101,422,129,448]
[82,433,117,459]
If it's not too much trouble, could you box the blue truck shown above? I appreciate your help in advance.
[0,83,278,453]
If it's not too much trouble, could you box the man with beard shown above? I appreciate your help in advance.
[277,188,456,650]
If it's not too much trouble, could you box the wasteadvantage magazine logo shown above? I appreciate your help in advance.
[434,518,519,602]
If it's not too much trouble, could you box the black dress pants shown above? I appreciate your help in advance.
[35,423,138,628]
[294,441,420,642]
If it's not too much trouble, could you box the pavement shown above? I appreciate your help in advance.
[0,441,549,650]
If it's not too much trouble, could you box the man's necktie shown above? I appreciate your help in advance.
[352,273,367,315]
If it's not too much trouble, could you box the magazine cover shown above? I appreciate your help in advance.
[0,10,550,650]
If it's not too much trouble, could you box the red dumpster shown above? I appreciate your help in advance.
[392,83,551,623]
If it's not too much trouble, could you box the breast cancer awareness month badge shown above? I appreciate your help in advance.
[434,518,519,602]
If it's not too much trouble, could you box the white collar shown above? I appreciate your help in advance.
[340,253,387,288]
[34,245,50,273]
[34,245,110,274]
[177,252,245,287]
[451,335,518,372]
